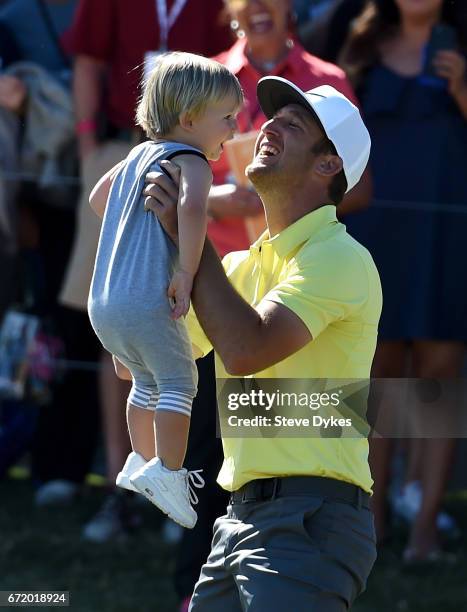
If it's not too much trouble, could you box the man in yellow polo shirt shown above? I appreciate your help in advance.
[144,77,382,611]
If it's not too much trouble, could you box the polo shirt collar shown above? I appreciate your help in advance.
[252,205,338,258]
[224,38,307,80]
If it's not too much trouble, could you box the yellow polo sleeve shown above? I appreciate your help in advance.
[264,241,370,340]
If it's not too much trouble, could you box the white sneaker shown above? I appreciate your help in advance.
[116,452,147,493]
[129,457,204,529]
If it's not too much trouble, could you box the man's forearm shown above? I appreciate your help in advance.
[191,240,262,373]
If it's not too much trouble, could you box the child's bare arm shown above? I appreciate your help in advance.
[89,161,124,218]
[166,154,212,319]
[172,154,213,277]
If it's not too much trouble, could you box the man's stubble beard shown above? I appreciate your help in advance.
[246,162,284,195]
[246,161,302,198]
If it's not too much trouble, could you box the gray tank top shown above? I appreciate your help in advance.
[89,140,206,311]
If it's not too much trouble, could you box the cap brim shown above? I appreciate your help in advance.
[257,76,324,133]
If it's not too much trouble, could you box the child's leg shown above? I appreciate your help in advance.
[154,394,192,470]
[127,403,156,461]
[130,390,199,529]
[133,313,197,470]
[127,385,160,461]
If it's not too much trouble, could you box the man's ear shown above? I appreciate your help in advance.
[314,154,343,179]
[179,111,194,132]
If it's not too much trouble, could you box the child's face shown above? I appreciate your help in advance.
[190,95,240,161]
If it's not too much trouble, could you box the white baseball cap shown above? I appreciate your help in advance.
[256,76,371,192]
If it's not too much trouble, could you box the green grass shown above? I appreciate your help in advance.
[355,490,467,612]
[1,478,467,611]
[0,479,178,612]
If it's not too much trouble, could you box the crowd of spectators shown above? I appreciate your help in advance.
[1,0,466,610]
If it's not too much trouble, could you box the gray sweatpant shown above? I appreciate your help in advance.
[89,302,198,403]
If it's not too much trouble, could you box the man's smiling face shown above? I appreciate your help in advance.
[246,103,325,188]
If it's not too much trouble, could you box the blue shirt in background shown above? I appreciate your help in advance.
[0,0,77,85]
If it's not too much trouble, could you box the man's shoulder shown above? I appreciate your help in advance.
[296,224,378,282]
[290,225,382,317]
[339,230,380,280]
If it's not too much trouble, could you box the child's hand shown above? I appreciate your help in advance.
[168,270,193,319]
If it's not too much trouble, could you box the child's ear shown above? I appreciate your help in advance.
[179,111,194,132]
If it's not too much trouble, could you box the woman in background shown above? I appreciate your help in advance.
[207,0,371,259]
[340,0,467,561]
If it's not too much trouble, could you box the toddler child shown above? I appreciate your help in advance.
[87,52,242,528]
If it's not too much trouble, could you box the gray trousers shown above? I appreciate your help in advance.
[190,489,377,611]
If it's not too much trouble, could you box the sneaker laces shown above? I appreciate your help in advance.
[185,470,205,505]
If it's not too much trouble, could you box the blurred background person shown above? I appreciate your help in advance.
[294,0,338,27]
[0,0,103,507]
[0,19,22,322]
[0,18,29,477]
[207,0,371,260]
[0,0,78,319]
[340,0,467,561]
[299,0,366,63]
[57,0,232,544]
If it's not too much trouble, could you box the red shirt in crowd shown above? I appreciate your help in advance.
[62,0,232,129]
[208,38,358,257]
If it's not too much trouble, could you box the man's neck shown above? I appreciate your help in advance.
[260,186,328,237]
